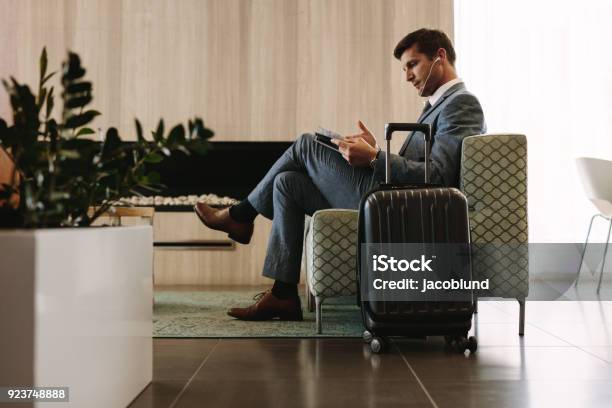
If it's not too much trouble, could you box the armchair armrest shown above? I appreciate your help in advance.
[305,209,359,298]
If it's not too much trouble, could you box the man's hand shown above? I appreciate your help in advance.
[344,120,378,148]
[332,136,378,167]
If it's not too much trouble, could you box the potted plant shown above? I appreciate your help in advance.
[0,49,213,407]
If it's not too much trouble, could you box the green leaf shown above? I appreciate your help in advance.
[176,145,190,155]
[65,81,91,95]
[143,152,163,163]
[188,139,210,155]
[101,127,122,158]
[75,127,95,137]
[167,124,185,145]
[47,119,58,146]
[0,119,12,146]
[153,119,164,143]
[128,189,145,197]
[135,119,145,142]
[41,71,56,86]
[59,149,81,159]
[10,81,39,134]
[190,117,214,140]
[62,52,86,82]
[49,192,71,201]
[46,86,55,118]
[200,126,214,140]
[64,110,100,129]
[65,95,92,109]
[94,171,111,180]
[38,87,47,110]
[146,171,161,184]
[137,183,162,193]
[40,47,48,83]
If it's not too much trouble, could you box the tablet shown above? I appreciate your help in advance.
[314,127,343,151]
[314,133,340,151]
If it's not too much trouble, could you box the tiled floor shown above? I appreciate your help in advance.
[130,301,612,408]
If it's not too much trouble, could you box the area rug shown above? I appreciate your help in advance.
[153,289,363,338]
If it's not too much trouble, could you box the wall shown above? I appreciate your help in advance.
[0,0,453,152]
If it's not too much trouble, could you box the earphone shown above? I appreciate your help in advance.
[418,56,441,97]
[404,56,442,153]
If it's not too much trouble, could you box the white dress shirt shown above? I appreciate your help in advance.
[427,78,463,107]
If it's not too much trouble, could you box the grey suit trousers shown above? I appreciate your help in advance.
[247,133,376,284]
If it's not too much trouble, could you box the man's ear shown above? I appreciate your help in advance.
[437,48,447,62]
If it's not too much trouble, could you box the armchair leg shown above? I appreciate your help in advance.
[518,299,525,336]
[315,297,323,334]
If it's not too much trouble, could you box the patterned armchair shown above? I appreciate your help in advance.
[460,134,529,335]
[303,133,529,335]
[303,210,359,334]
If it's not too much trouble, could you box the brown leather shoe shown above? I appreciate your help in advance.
[227,290,303,321]
[193,202,254,244]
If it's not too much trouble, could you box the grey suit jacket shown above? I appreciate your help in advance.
[372,82,486,187]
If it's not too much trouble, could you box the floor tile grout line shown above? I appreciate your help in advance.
[572,345,612,365]
[488,301,612,365]
[472,302,560,347]
[485,301,579,347]
[168,339,220,408]
[481,301,575,343]
[392,341,440,408]
[522,320,612,365]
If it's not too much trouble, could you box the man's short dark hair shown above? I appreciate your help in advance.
[393,28,456,66]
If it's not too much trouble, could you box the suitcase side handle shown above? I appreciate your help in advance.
[384,122,432,184]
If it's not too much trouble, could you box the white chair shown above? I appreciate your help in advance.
[575,157,612,293]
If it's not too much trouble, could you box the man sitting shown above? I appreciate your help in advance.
[195,28,486,321]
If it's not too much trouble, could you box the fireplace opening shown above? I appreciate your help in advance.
[129,141,292,211]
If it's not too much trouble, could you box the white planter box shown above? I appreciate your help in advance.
[0,225,153,408]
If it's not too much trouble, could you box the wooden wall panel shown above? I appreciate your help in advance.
[0,0,18,121]
[71,0,124,135]
[1,0,453,285]
[152,213,295,286]
[296,0,401,148]
[0,0,453,148]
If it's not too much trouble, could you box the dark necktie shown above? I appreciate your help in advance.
[418,101,432,122]
[399,101,432,155]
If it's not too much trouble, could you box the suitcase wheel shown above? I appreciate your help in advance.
[445,335,478,354]
[362,330,373,344]
[370,337,387,354]
[467,336,478,353]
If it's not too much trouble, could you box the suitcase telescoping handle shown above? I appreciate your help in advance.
[384,122,432,184]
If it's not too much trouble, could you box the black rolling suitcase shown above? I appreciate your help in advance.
[358,123,477,354]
